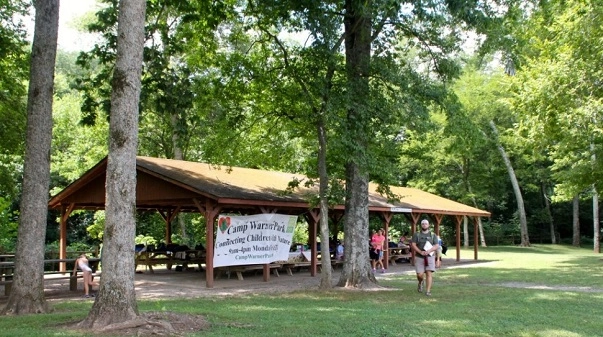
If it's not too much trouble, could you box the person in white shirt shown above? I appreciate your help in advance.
[73,254,99,298]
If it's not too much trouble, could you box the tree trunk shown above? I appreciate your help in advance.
[1,0,59,315]
[171,115,188,244]
[592,143,600,253]
[469,193,487,247]
[458,159,486,246]
[317,118,332,289]
[79,0,146,328]
[477,217,486,247]
[489,120,530,247]
[572,195,580,247]
[338,163,375,287]
[337,0,375,288]
[542,183,556,244]
[594,188,600,253]
[463,215,469,247]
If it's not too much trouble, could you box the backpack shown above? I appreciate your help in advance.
[412,231,437,250]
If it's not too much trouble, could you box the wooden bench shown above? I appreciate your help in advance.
[135,250,205,273]
[1,258,101,296]
[0,262,14,282]
[215,264,281,281]
[331,259,344,269]
[388,253,411,265]
[282,261,322,275]
[1,271,102,296]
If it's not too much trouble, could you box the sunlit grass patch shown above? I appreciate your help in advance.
[1,244,602,337]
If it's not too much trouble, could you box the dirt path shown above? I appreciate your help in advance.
[0,258,524,304]
[1,260,423,303]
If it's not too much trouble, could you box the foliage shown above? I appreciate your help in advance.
[43,241,98,260]
[134,234,157,246]
[85,211,105,241]
[0,0,29,200]
[135,212,169,243]
[510,0,603,200]
[0,196,18,252]
[50,83,109,195]
[292,221,308,245]
[7,0,600,254]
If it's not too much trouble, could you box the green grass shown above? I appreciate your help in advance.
[1,244,602,336]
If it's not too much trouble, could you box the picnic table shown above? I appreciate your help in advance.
[0,262,14,282]
[215,264,282,281]
[135,250,205,273]
[387,247,411,265]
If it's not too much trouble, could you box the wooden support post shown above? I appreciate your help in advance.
[193,198,221,288]
[473,216,479,260]
[263,264,270,282]
[381,212,392,270]
[59,203,75,272]
[454,215,462,262]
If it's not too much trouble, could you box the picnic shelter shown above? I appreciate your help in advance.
[48,156,490,287]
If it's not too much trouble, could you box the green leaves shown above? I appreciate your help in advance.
[510,0,603,199]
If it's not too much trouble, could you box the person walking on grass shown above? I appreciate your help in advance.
[73,253,99,298]
[370,229,386,273]
[411,219,439,296]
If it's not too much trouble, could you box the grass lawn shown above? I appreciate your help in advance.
[1,244,601,336]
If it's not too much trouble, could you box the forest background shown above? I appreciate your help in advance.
[1,0,602,255]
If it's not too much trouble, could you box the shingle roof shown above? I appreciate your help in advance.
[136,156,314,203]
[49,156,490,217]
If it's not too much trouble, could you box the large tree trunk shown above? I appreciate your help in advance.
[572,195,580,247]
[317,118,333,289]
[79,0,146,328]
[338,163,374,287]
[1,0,59,315]
[337,0,374,288]
[489,120,530,246]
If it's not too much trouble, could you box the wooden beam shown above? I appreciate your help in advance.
[380,212,392,269]
[193,198,221,288]
[306,210,320,276]
[259,206,277,214]
[432,214,444,236]
[157,206,182,244]
[409,213,421,266]
[59,203,75,272]
[454,215,463,262]
[473,216,479,260]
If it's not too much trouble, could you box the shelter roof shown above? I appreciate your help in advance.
[48,156,490,217]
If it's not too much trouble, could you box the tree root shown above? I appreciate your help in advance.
[73,312,209,336]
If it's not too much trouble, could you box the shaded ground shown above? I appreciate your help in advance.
[3,257,600,335]
[0,258,485,336]
[0,259,441,303]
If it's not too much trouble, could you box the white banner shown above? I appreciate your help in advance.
[213,213,297,267]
